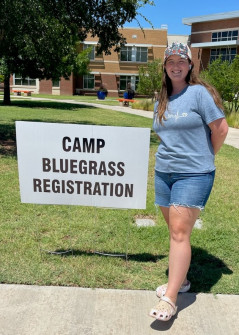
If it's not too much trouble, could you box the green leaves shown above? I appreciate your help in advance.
[0,0,154,103]
[137,58,163,99]
[200,56,239,113]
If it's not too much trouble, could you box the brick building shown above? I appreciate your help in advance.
[9,11,239,96]
[76,28,167,97]
[10,27,168,97]
[183,10,239,74]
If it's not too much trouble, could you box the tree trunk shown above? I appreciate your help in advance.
[3,75,11,105]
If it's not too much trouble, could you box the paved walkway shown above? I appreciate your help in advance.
[0,284,238,335]
[2,97,238,335]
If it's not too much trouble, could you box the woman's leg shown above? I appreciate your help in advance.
[160,206,192,288]
[164,206,200,304]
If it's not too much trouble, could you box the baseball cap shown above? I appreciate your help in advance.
[164,42,192,62]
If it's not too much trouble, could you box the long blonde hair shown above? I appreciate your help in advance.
[157,64,224,124]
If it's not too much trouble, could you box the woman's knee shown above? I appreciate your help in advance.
[169,223,191,243]
[168,206,200,240]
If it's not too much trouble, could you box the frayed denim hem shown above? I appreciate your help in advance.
[155,203,204,211]
[169,203,204,211]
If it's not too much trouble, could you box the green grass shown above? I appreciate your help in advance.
[0,99,238,294]
[225,111,239,129]
[9,92,145,107]
[30,93,123,106]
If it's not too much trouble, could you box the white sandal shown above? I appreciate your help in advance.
[156,280,191,298]
[149,296,177,321]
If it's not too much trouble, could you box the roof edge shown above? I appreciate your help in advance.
[182,10,239,26]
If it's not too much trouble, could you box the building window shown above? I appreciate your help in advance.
[212,30,238,42]
[119,75,139,91]
[136,47,148,62]
[210,48,237,63]
[120,46,148,62]
[52,79,60,87]
[14,74,36,86]
[83,44,95,60]
[120,46,133,62]
[83,74,95,89]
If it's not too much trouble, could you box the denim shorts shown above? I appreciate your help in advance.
[155,170,215,210]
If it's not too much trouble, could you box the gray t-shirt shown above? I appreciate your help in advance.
[153,84,225,173]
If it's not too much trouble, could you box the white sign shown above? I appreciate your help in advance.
[16,122,150,209]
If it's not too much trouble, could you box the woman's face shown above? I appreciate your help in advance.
[164,55,190,83]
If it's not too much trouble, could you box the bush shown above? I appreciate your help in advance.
[132,99,154,111]
[224,102,239,128]
[200,55,239,113]
[137,59,163,100]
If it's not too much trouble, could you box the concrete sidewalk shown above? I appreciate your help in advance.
[0,284,238,335]
[224,126,239,149]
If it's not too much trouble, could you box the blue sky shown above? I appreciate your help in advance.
[124,0,239,35]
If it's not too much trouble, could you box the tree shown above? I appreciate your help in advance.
[0,0,154,105]
[200,55,239,113]
[137,58,163,100]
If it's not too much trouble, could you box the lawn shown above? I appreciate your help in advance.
[0,99,238,294]
[10,92,140,107]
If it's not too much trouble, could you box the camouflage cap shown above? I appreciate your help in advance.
[164,42,192,62]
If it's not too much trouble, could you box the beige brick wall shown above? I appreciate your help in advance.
[38,28,167,96]
[85,27,167,75]
[76,28,168,96]
[119,28,167,45]
[84,27,167,46]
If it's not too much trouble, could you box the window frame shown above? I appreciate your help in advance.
[136,47,148,62]
[83,74,95,89]
[120,46,148,63]
[120,46,133,62]
[52,79,60,88]
[210,47,237,63]
[211,30,238,42]
[119,75,139,91]
[83,44,95,61]
[14,74,36,86]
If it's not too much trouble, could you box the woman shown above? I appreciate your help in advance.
[149,42,228,321]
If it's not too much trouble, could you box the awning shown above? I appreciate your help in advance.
[191,40,239,48]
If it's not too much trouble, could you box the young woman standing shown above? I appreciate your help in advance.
[149,42,228,321]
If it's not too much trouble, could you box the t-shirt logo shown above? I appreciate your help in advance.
[167,111,188,120]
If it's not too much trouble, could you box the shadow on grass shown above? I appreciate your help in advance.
[0,121,97,157]
[52,247,232,290]
[50,249,166,263]
[164,246,233,293]
[189,246,233,293]
[4,99,97,111]
[0,100,97,157]
[0,124,17,156]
